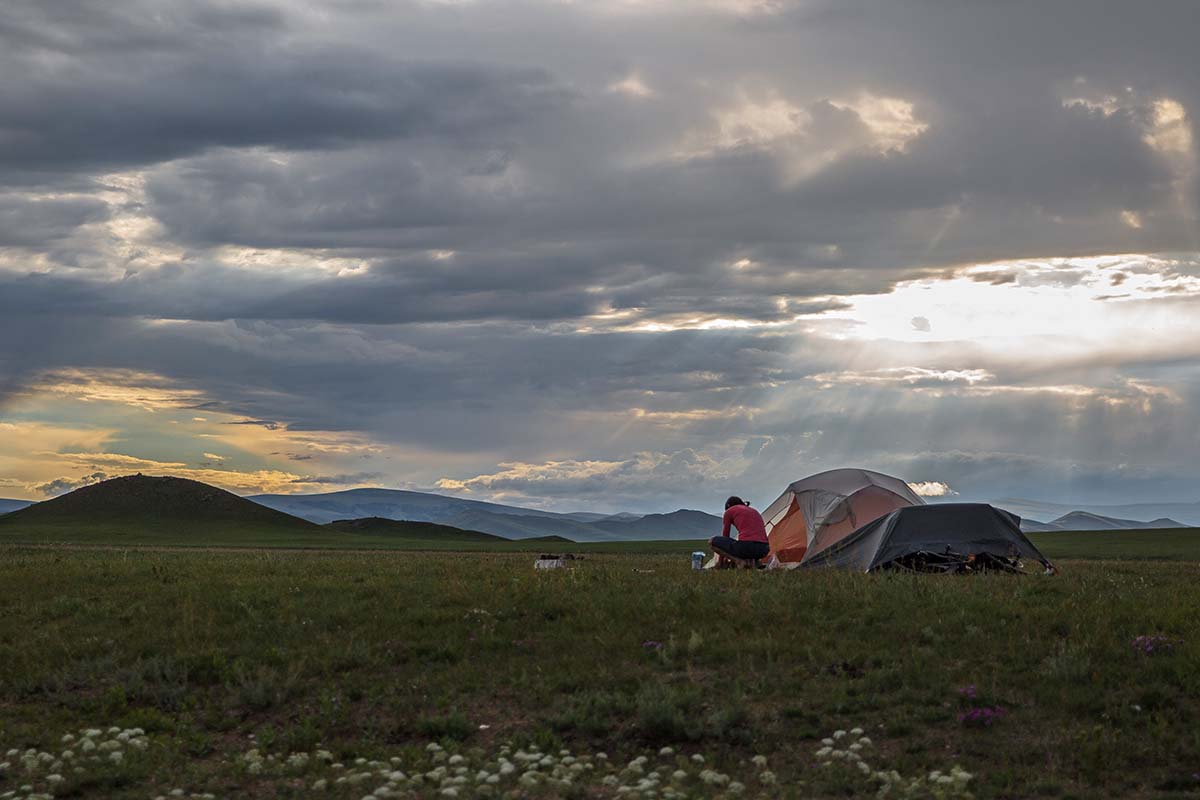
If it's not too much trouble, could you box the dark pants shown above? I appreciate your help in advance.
[710,536,769,560]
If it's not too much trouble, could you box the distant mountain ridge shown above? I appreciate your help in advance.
[325,517,506,542]
[0,499,32,515]
[1000,497,1200,527]
[250,488,722,541]
[1018,509,1188,533]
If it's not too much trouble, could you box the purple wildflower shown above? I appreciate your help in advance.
[958,706,1006,727]
[1132,634,1179,655]
[958,684,978,700]
[642,640,664,650]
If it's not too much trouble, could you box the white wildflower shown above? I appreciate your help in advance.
[850,727,864,736]
[109,751,123,764]
[751,755,767,768]
[758,770,776,785]
[833,730,847,739]
[312,779,327,791]
[728,781,745,794]
[950,765,974,783]
[690,754,704,764]
[658,747,674,757]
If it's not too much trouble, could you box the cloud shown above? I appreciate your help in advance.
[908,480,955,498]
[0,2,568,174]
[34,471,108,497]
[290,472,384,486]
[437,450,732,508]
[608,72,654,99]
[1,0,1200,513]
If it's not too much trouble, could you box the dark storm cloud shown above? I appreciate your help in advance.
[0,195,108,247]
[3,0,1200,509]
[0,1,566,174]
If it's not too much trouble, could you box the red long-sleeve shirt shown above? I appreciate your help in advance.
[722,503,768,543]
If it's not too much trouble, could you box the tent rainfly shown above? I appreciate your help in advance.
[799,503,1054,573]
[762,468,924,567]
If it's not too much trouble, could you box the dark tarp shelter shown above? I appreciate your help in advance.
[800,503,1053,573]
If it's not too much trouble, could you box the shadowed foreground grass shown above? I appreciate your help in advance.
[1,548,1199,798]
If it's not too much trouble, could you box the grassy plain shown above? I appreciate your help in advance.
[4,523,1200,559]
[2,545,1199,799]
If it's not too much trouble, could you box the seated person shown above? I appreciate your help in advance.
[710,495,770,565]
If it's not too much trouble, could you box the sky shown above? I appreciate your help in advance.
[2,0,1199,513]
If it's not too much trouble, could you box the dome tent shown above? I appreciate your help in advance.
[799,503,1054,573]
[763,468,924,567]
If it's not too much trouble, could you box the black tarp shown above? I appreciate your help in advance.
[800,503,1052,572]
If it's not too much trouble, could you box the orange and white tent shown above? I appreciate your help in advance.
[763,468,925,567]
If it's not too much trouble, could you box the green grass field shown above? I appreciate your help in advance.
[1029,528,1200,561]
[4,523,1200,560]
[2,545,1200,799]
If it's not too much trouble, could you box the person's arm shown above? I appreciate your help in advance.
[722,507,733,537]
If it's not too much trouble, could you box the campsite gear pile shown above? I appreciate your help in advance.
[746,468,1054,574]
[534,553,583,569]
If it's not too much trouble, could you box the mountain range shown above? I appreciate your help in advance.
[3,481,1197,542]
[0,499,32,514]
[1018,511,1187,533]
[249,488,721,541]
